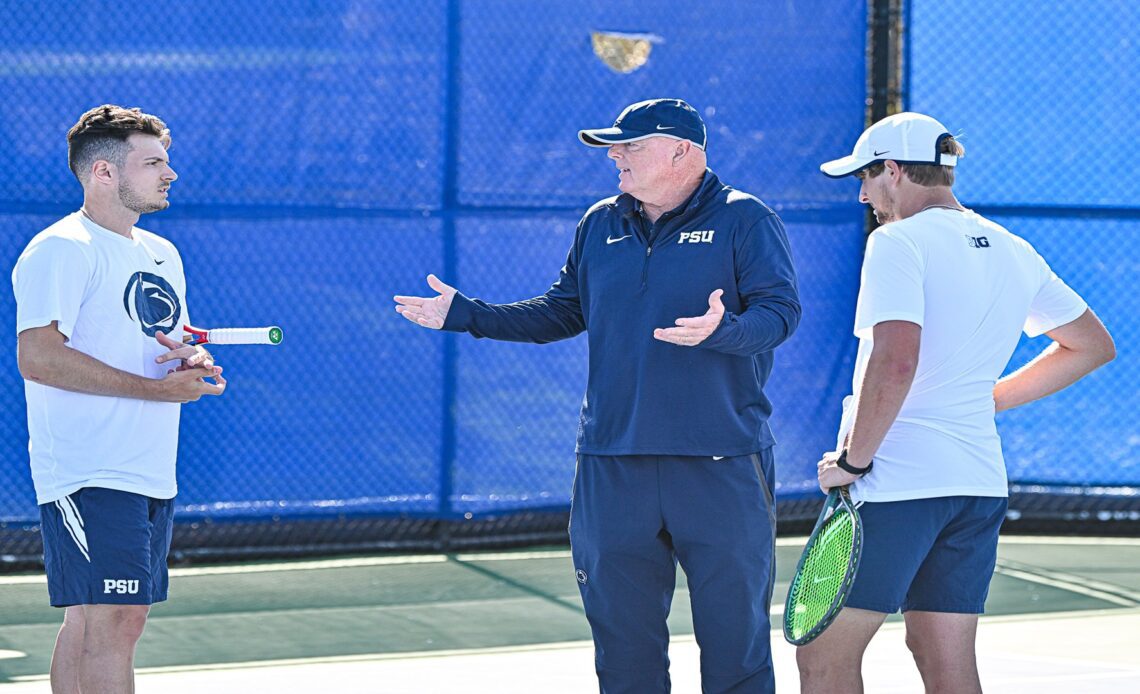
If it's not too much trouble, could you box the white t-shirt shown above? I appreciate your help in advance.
[12,212,190,504]
[837,208,1087,502]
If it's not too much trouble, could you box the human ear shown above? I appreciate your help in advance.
[90,160,114,185]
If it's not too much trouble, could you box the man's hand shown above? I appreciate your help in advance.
[817,450,860,493]
[394,274,457,330]
[154,331,225,402]
[653,289,725,347]
[155,331,218,374]
[155,366,227,402]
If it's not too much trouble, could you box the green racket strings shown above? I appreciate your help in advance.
[786,509,856,641]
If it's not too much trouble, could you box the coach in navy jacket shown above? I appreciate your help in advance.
[395,98,799,694]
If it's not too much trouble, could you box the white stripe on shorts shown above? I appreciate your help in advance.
[63,494,84,529]
[54,497,90,563]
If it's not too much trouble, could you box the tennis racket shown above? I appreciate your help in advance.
[783,486,863,645]
[182,324,283,346]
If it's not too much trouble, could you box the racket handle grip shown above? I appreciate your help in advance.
[206,327,283,345]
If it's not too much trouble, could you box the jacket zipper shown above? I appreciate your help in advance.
[639,215,654,289]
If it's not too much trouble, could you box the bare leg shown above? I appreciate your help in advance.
[796,607,888,694]
[79,604,150,694]
[50,606,85,694]
[903,611,982,694]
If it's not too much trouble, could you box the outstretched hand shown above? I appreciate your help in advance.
[653,289,725,347]
[394,274,457,330]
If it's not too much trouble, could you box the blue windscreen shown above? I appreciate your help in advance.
[910,0,1139,486]
[0,1,869,529]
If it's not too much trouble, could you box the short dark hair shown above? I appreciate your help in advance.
[67,105,171,182]
[856,135,965,187]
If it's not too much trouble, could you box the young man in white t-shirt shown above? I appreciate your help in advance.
[795,113,1115,693]
[12,105,227,693]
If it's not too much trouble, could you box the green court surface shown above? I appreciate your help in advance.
[1,536,1138,691]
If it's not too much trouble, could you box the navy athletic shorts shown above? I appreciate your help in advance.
[39,487,175,607]
[845,495,1008,614]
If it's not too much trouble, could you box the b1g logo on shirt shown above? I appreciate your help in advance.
[103,579,140,595]
[966,235,990,249]
[123,271,182,337]
[678,230,715,244]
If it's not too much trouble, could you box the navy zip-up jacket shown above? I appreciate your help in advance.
[443,169,801,457]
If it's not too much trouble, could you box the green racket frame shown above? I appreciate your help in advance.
[782,486,863,646]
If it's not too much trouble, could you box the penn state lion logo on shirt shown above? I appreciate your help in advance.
[122,271,181,336]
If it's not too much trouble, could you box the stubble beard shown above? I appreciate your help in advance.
[118,179,168,215]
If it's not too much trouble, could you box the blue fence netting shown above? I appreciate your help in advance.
[1,0,1135,564]
[907,0,1139,494]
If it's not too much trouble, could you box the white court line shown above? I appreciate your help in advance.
[980,647,1140,675]
[994,562,1140,607]
[0,551,578,585]
[5,587,782,626]
[10,608,1137,684]
[997,535,1140,546]
[1,534,1133,586]
[12,632,705,682]
[7,638,622,681]
[978,606,1140,625]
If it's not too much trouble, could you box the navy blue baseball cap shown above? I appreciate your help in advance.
[579,98,707,150]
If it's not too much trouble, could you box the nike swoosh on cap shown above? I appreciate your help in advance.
[656,124,674,130]
[873,149,890,156]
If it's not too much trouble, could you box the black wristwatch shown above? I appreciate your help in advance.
[836,448,873,477]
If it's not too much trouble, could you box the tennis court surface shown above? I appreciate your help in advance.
[1,536,1137,692]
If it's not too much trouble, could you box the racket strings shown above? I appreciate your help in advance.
[786,510,857,641]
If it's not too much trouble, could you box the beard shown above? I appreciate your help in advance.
[871,188,897,225]
[118,178,169,214]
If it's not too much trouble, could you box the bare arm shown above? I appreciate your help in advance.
[819,320,920,490]
[994,309,1114,413]
[18,322,225,403]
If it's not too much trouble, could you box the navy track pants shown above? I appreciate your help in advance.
[569,450,777,693]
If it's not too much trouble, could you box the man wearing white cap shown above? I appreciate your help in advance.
[798,112,1115,693]
[396,98,801,693]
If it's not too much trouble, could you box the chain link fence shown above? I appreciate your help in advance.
[2,0,1134,565]
[909,0,1139,495]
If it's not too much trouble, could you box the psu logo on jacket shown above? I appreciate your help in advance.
[122,271,181,337]
[678,230,715,244]
[104,579,140,595]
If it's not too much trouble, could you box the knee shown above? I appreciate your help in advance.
[86,606,150,647]
[795,643,830,681]
[905,630,932,669]
[115,607,150,643]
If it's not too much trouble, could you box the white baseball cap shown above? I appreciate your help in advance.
[820,112,958,178]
